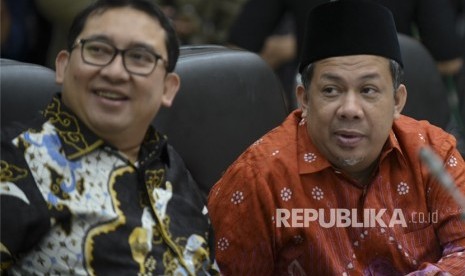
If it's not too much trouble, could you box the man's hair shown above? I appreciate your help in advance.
[300,59,404,93]
[66,0,179,72]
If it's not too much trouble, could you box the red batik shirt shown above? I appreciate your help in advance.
[208,110,465,275]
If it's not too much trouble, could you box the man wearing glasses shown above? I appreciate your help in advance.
[0,0,219,275]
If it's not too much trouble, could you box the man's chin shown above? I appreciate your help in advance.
[336,156,365,168]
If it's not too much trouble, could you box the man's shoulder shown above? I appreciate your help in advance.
[227,111,300,170]
[394,115,454,141]
[1,118,46,145]
[393,115,457,156]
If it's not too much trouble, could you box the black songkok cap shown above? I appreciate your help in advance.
[298,0,403,73]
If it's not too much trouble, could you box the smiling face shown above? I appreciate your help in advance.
[55,6,179,153]
[297,55,406,180]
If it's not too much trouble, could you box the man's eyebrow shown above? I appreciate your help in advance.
[319,73,343,82]
[129,42,164,57]
[319,72,382,81]
[359,73,382,81]
[81,35,161,53]
[129,42,156,51]
[82,34,109,41]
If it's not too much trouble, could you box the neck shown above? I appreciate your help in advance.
[347,162,378,186]
[98,129,146,164]
[119,144,141,163]
[102,132,143,164]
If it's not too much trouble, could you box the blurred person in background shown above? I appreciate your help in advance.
[34,0,246,68]
[0,0,50,65]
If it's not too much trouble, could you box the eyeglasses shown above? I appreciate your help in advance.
[74,38,166,76]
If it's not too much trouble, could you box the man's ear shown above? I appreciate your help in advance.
[296,84,309,117]
[55,50,70,84]
[393,84,407,119]
[161,72,180,107]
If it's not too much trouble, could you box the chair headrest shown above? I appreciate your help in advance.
[1,59,59,126]
[397,34,450,128]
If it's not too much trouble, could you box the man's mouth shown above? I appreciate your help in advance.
[334,131,364,147]
[95,90,128,101]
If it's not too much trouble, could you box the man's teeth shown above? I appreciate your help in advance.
[97,91,124,100]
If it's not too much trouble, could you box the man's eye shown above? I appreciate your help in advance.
[322,87,338,94]
[127,50,155,63]
[361,87,377,94]
[86,44,112,55]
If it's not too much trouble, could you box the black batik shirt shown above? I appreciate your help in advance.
[1,95,219,275]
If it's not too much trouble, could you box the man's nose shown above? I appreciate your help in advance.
[337,92,364,120]
[99,53,131,80]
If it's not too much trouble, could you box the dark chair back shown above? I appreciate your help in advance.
[398,33,451,129]
[1,59,59,127]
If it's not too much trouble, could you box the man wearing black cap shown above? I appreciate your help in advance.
[208,0,465,274]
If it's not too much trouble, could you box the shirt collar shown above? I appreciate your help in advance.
[380,129,408,168]
[294,111,332,174]
[43,94,167,162]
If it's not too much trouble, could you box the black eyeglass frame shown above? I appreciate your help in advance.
[72,38,167,76]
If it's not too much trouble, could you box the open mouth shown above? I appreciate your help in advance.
[95,90,128,101]
[335,132,364,147]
